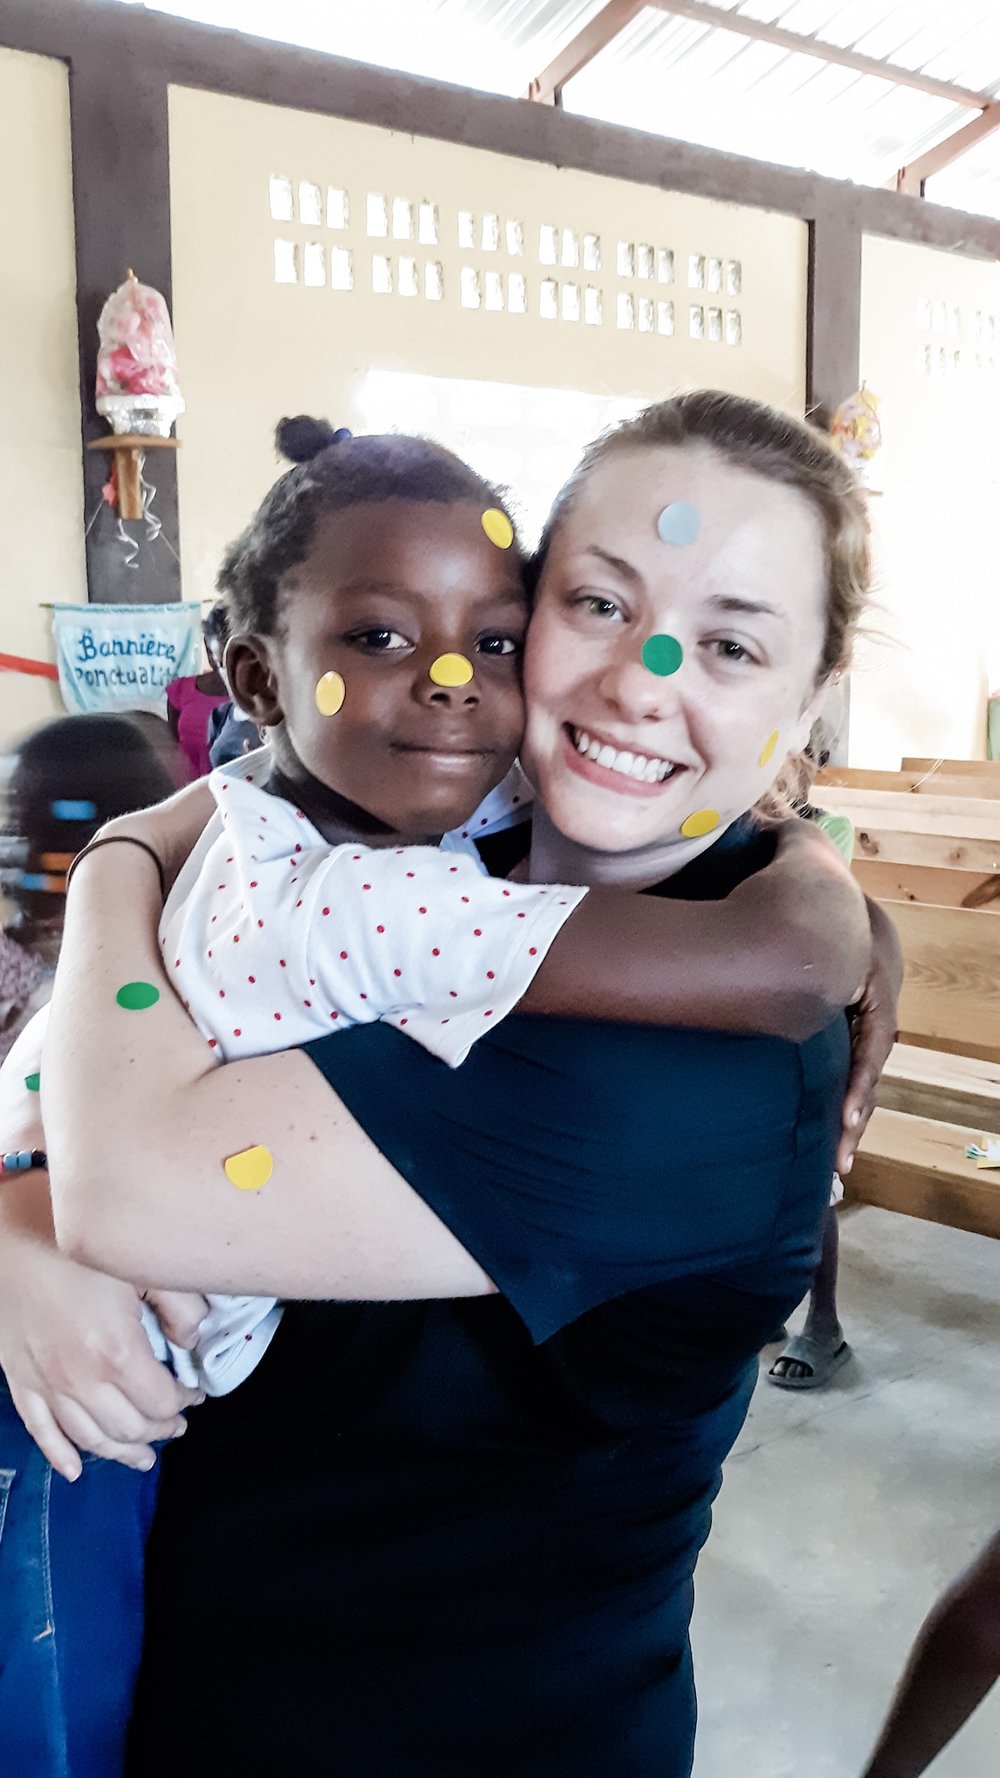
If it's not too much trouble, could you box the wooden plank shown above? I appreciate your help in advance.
[853,859,1000,910]
[817,786,1000,841]
[526,0,648,102]
[886,901,1000,1064]
[879,1044,1000,1134]
[902,758,1000,777]
[849,1107,1000,1240]
[853,826,1000,874]
[818,766,1000,799]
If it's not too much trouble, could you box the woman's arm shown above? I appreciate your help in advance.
[0,1015,204,1479]
[44,843,495,1300]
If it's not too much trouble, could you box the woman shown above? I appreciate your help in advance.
[8,394,899,1775]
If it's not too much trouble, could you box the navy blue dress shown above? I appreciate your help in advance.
[128,819,848,1777]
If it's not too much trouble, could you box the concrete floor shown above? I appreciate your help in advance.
[691,1205,1000,1778]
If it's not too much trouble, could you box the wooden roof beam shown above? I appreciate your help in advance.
[525,0,649,104]
[649,0,994,112]
[889,102,1000,195]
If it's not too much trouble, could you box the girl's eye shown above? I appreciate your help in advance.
[477,633,523,657]
[348,628,410,652]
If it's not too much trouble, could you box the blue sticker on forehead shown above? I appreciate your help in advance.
[52,799,98,822]
[657,502,701,547]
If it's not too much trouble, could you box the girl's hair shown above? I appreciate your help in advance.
[536,390,871,683]
[218,417,521,637]
[1,714,175,940]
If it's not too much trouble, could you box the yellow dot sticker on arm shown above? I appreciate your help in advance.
[481,508,514,550]
[224,1145,274,1192]
[680,808,720,840]
[429,653,474,688]
[315,670,346,717]
[758,730,779,767]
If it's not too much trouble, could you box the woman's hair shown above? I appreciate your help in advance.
[1,714,176,940]
[536,390,871,683]
[217,417,522,637]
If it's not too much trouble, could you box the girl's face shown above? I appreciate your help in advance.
[522,444,831,857]
[230,499,528,837]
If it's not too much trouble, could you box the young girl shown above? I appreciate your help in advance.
[165,601,230,779]
[3,412,878,1778]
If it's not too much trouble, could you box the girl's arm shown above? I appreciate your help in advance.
[523,816,874,1043]
[44,842,496,1300]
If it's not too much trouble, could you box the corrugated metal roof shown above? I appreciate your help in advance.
[126,0,1000,217]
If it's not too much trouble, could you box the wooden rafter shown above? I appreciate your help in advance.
[525,0,649,103]
[891,103,1000,194]
[648,1,994,111]
[527,0,996,113]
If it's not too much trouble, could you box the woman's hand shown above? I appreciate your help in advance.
[837,897,902,1176]
[0,1014,205,1480]
[0,1171,205,1482]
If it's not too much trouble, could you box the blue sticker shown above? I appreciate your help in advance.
[19,872,53,891]
[52,800,97,822]
[657,502,701,547]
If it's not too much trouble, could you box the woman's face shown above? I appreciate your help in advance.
[522,443,831,856]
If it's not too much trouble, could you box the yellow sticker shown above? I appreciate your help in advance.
[315,670,346,717]
[758,730,779,767]
[223,1145,274,1192]
[428,653,474,688]
[481,508,514,550]
[680,808,720,840]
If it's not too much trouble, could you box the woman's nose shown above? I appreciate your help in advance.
[598,652,682,722]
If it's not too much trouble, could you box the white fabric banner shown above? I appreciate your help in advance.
[51,602,202,715]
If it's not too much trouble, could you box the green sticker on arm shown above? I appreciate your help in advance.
[116,982,161,1011]
[24,1073,40,1093]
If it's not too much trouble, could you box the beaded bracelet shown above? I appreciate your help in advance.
[1,1149,47,1174]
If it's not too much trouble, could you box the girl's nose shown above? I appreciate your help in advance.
[413,651,480,709]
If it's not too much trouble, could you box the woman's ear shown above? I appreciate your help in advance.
[791,667,842,753]
[225,636,283,727]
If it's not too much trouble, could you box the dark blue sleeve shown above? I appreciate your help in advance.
[302,1014,848,1344]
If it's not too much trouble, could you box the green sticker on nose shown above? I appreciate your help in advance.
[641,634,684,677]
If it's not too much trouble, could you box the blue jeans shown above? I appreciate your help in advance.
[0,1379,159,1777]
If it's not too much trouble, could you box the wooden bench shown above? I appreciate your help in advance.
[848,896,1000,1239]
[902,757,1000,778]
[816,764,1000,800]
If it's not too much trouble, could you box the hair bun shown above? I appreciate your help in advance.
[276,416,351,463]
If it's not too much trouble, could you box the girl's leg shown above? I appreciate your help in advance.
[0,1380,70,1777]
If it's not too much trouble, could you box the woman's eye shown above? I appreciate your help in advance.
[705,638,755,665]
[575,594,624,622]
[348,628,410,652]
[477,633,523,657]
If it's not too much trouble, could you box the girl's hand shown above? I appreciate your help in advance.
[837,898,902,1176]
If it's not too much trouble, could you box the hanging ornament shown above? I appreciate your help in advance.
[830,385,883,488]
[87,270,182,540]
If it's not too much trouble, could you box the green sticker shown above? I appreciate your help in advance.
[116,981,161,1012]
[641,633,684,677]
[24,1072,40,1093]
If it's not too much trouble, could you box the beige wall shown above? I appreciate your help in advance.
[855,235,1000,765]
[0,48,84,749]
[168,85,808,597]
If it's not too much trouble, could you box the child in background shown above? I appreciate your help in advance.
[165,600,229,779]
[769,795,856,1389]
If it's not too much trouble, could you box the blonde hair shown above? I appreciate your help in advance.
[537,389,871,685]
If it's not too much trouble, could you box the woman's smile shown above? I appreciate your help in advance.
[562,723,693,796]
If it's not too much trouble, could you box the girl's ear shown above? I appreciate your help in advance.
[225,636,283,727]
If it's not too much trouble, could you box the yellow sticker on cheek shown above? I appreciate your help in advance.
[759,730,780,767]
[680,809,720,840]
[481,508,514,550]
[224,1145,274,1192]
[315,670,346,716]
[428,653,474,688]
